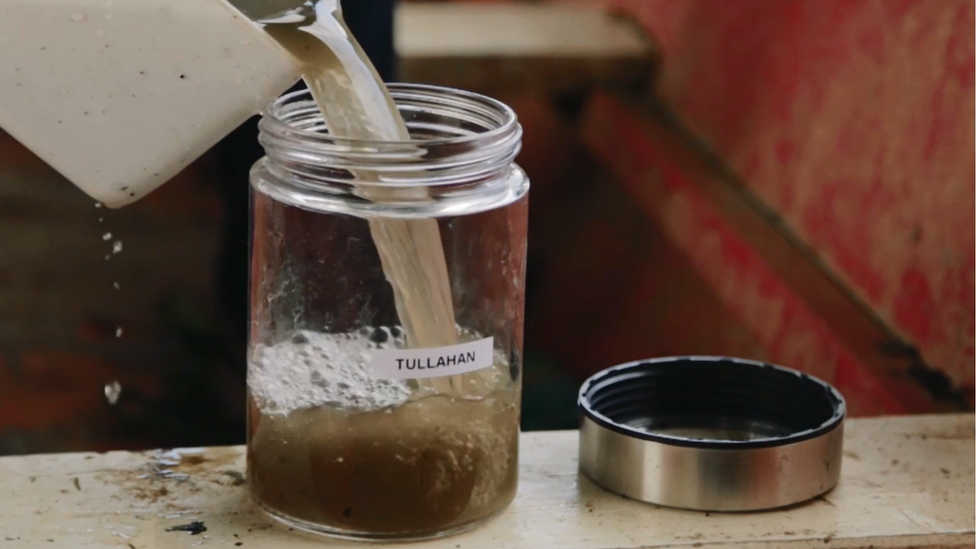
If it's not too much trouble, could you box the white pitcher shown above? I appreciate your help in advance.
[0,0,301,207]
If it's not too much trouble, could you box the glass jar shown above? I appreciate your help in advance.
[246,84,528,541]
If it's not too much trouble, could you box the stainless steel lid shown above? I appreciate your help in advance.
[578,356,846,511]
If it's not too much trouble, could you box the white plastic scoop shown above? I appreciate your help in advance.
[0,0,301,207]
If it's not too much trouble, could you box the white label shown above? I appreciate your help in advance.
[370,337,495,380]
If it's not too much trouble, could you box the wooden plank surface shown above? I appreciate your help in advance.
[0,415,972,548]
[396,3,656,94]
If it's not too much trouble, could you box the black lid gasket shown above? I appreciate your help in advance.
[578,356,846,450]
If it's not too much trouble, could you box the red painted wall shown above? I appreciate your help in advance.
[612,0,975,390]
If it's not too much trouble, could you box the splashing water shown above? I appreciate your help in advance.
[104,380,122,405]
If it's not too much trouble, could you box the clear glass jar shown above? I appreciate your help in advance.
[246,84,528,541]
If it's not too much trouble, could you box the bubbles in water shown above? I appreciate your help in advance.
[102,232,112,241]
[250,329,411,413]
[112,240,123,254]
[94,202,102,208]
[115,327,123,338]
[98,217,104,223]
[113,281,120,290]
[104,380,121,405]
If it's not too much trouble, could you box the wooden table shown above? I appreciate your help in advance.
[397,2,656,94]
[0,415,972,548]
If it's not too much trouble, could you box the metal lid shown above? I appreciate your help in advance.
[578,356,846,511]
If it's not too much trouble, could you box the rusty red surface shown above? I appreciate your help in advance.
[581,94,931,416]
[610,0,975,392]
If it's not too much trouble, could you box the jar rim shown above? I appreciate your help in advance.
[252,83,527,218]
[260,83,519,149]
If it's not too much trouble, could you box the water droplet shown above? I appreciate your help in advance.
[98,217,104,223]
[104,380,121,404]
[112,240,123,254]
[115,327,123,338]
[71,12,86,22]
[113,282,120,290]
[102,232,112,241]
[94,202,102,208]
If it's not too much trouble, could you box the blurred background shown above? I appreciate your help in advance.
[0,0,972,455]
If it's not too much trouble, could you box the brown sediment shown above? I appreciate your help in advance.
[247,391,518,535]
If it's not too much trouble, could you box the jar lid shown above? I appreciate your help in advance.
[578,356,846,511]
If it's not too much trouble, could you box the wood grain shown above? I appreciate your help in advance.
[0,414,972,548]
